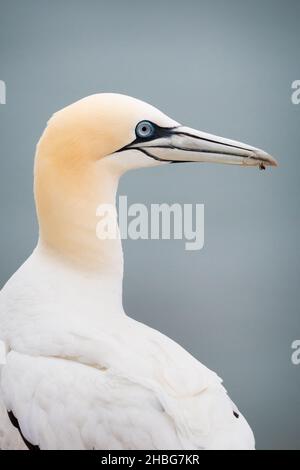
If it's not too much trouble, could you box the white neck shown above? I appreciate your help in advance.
[33,240,125,320]
[34,157,125,316]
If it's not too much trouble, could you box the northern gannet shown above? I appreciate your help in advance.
[0,94,277,450]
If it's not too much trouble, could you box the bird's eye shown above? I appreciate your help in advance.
[136,121,155,139]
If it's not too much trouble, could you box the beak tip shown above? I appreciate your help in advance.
[266,156,278,168]
[255,150,278,169]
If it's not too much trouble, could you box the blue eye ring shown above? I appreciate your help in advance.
[135,121,155,139]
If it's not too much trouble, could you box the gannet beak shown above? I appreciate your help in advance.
[128,125,278,169]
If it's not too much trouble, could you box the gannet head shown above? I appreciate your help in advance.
[37,93,277,176]
[34,93,277,269]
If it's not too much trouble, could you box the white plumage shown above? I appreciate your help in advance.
[0,248,253,449]
[0,94,276,450]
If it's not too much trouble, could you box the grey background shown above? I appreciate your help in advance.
[0,0,299,450]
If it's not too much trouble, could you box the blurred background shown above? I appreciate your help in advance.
[0,0,299,449]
